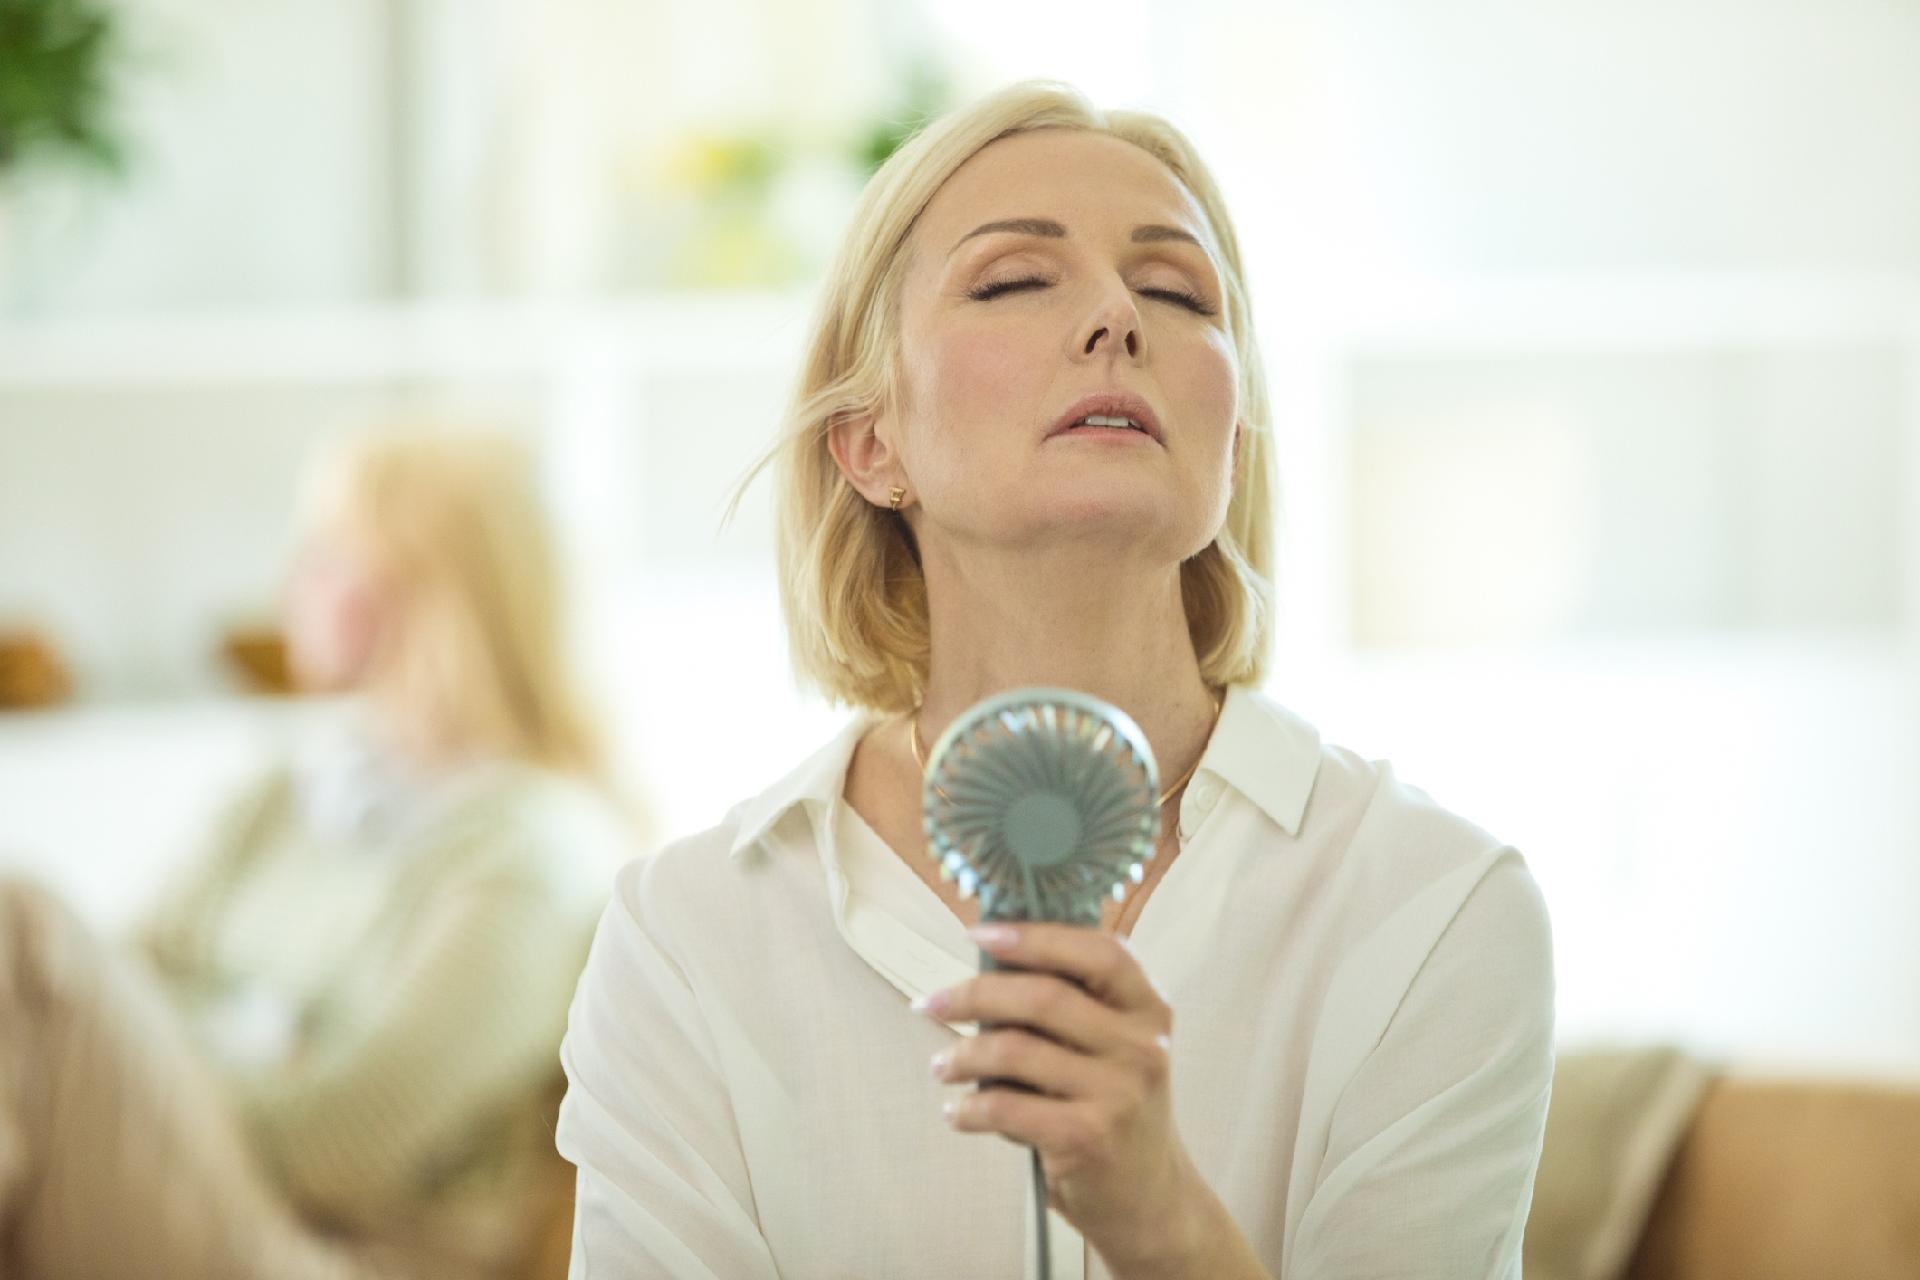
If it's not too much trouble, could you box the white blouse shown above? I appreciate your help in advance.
[557,686,1555,1278]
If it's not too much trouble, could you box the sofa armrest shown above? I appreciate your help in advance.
[1627,1076,1920,1280]
[524,1158,576,1280]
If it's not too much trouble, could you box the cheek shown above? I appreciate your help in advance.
[1184,332,1240,442]
[287,568,385,678]
[1163,329,1240,482]
[902,323,1061,515]
[910,322,1050,439]
[330,584,383,659]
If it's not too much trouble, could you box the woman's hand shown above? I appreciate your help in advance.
[913,923,1266,1280]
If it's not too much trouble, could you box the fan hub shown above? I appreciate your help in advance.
[1002,791,1083,867]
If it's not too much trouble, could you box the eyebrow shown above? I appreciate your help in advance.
[949,218,1205,255]
[1130,223,1203,248]
[951,218,1066,253]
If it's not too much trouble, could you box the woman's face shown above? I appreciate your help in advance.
[283,522,390,693]
[885,128,1240,564]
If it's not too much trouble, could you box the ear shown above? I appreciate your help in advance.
[826,407,908,509]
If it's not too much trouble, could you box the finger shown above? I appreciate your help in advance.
[969,923,1166,1017]
[920,972,1129,1054]
[933,1027,1123,1097]
[945,1088,1106,1161]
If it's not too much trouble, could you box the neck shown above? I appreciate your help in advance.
[916,542,1220,791]
[358,691,469,778]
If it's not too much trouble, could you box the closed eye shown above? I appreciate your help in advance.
[967,276,1219,318]
[1139,287,1218,317]
[967,276,1052,301]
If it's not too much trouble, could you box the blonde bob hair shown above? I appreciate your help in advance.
[301,425,605,780]
[762,80,1276,713]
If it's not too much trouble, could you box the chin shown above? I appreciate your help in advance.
[286,648,352,694]
[1004,488,1199,558]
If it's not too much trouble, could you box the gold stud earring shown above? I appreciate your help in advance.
[888,485,906,512]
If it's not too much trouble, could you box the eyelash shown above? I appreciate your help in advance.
[967,275,1218,317]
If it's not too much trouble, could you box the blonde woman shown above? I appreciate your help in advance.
[0,428,631,1279]
[559,82,1553,1279]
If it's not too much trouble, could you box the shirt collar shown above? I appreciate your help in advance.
[1194,685,1323,837]
[724,683,1325,859]
[726,713,874,859]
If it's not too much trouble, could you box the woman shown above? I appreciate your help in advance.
[558,83,1553,1279]
[0,427,632,1279]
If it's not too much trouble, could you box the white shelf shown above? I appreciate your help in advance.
[5,276,1917,390]
[1304,272,1920,349]
[0,295,812,702]
[0,293,813,388]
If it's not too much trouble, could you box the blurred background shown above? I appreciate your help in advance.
[2,0,1917,1076]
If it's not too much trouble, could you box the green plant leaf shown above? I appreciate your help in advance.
[0,0,126,176]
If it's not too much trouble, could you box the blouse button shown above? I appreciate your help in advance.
[1179,776,1221,841]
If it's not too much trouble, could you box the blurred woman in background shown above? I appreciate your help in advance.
[0,426,631,1280]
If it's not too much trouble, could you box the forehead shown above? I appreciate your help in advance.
[911,128,1212,261]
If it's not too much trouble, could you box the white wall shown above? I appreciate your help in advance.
[1174,0,1920,287]
[18,1,1920,309]
[3,0,398,314]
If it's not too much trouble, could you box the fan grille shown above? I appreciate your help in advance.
[922,690,1160,925]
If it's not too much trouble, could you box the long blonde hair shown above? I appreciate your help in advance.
[303,425,605,780]
[751,81,1276,713]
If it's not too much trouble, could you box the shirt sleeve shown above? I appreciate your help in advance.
[556,852,781,1280]
[241,862,591,1229]
[136,772,285,987]
[1286,853,1556,1279]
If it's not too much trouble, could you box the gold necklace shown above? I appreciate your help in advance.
[907,689,1224,810]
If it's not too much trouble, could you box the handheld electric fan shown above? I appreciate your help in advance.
[920,687,1162,1279]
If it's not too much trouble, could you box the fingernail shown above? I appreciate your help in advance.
[911,990,947,1016]
[970,924,1017,949]
[942,1098,960,1122]
[928,1052,948,1079]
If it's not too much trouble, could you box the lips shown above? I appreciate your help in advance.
[1047,392,1164,444]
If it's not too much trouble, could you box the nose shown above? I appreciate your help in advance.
[1083,325,1138,358]
[1075,285,1141,361]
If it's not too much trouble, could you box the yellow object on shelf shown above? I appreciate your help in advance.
[220,626,295,696]
[0,629,74,709]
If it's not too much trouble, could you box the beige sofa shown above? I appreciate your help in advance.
[1622,1076,1920,1280]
